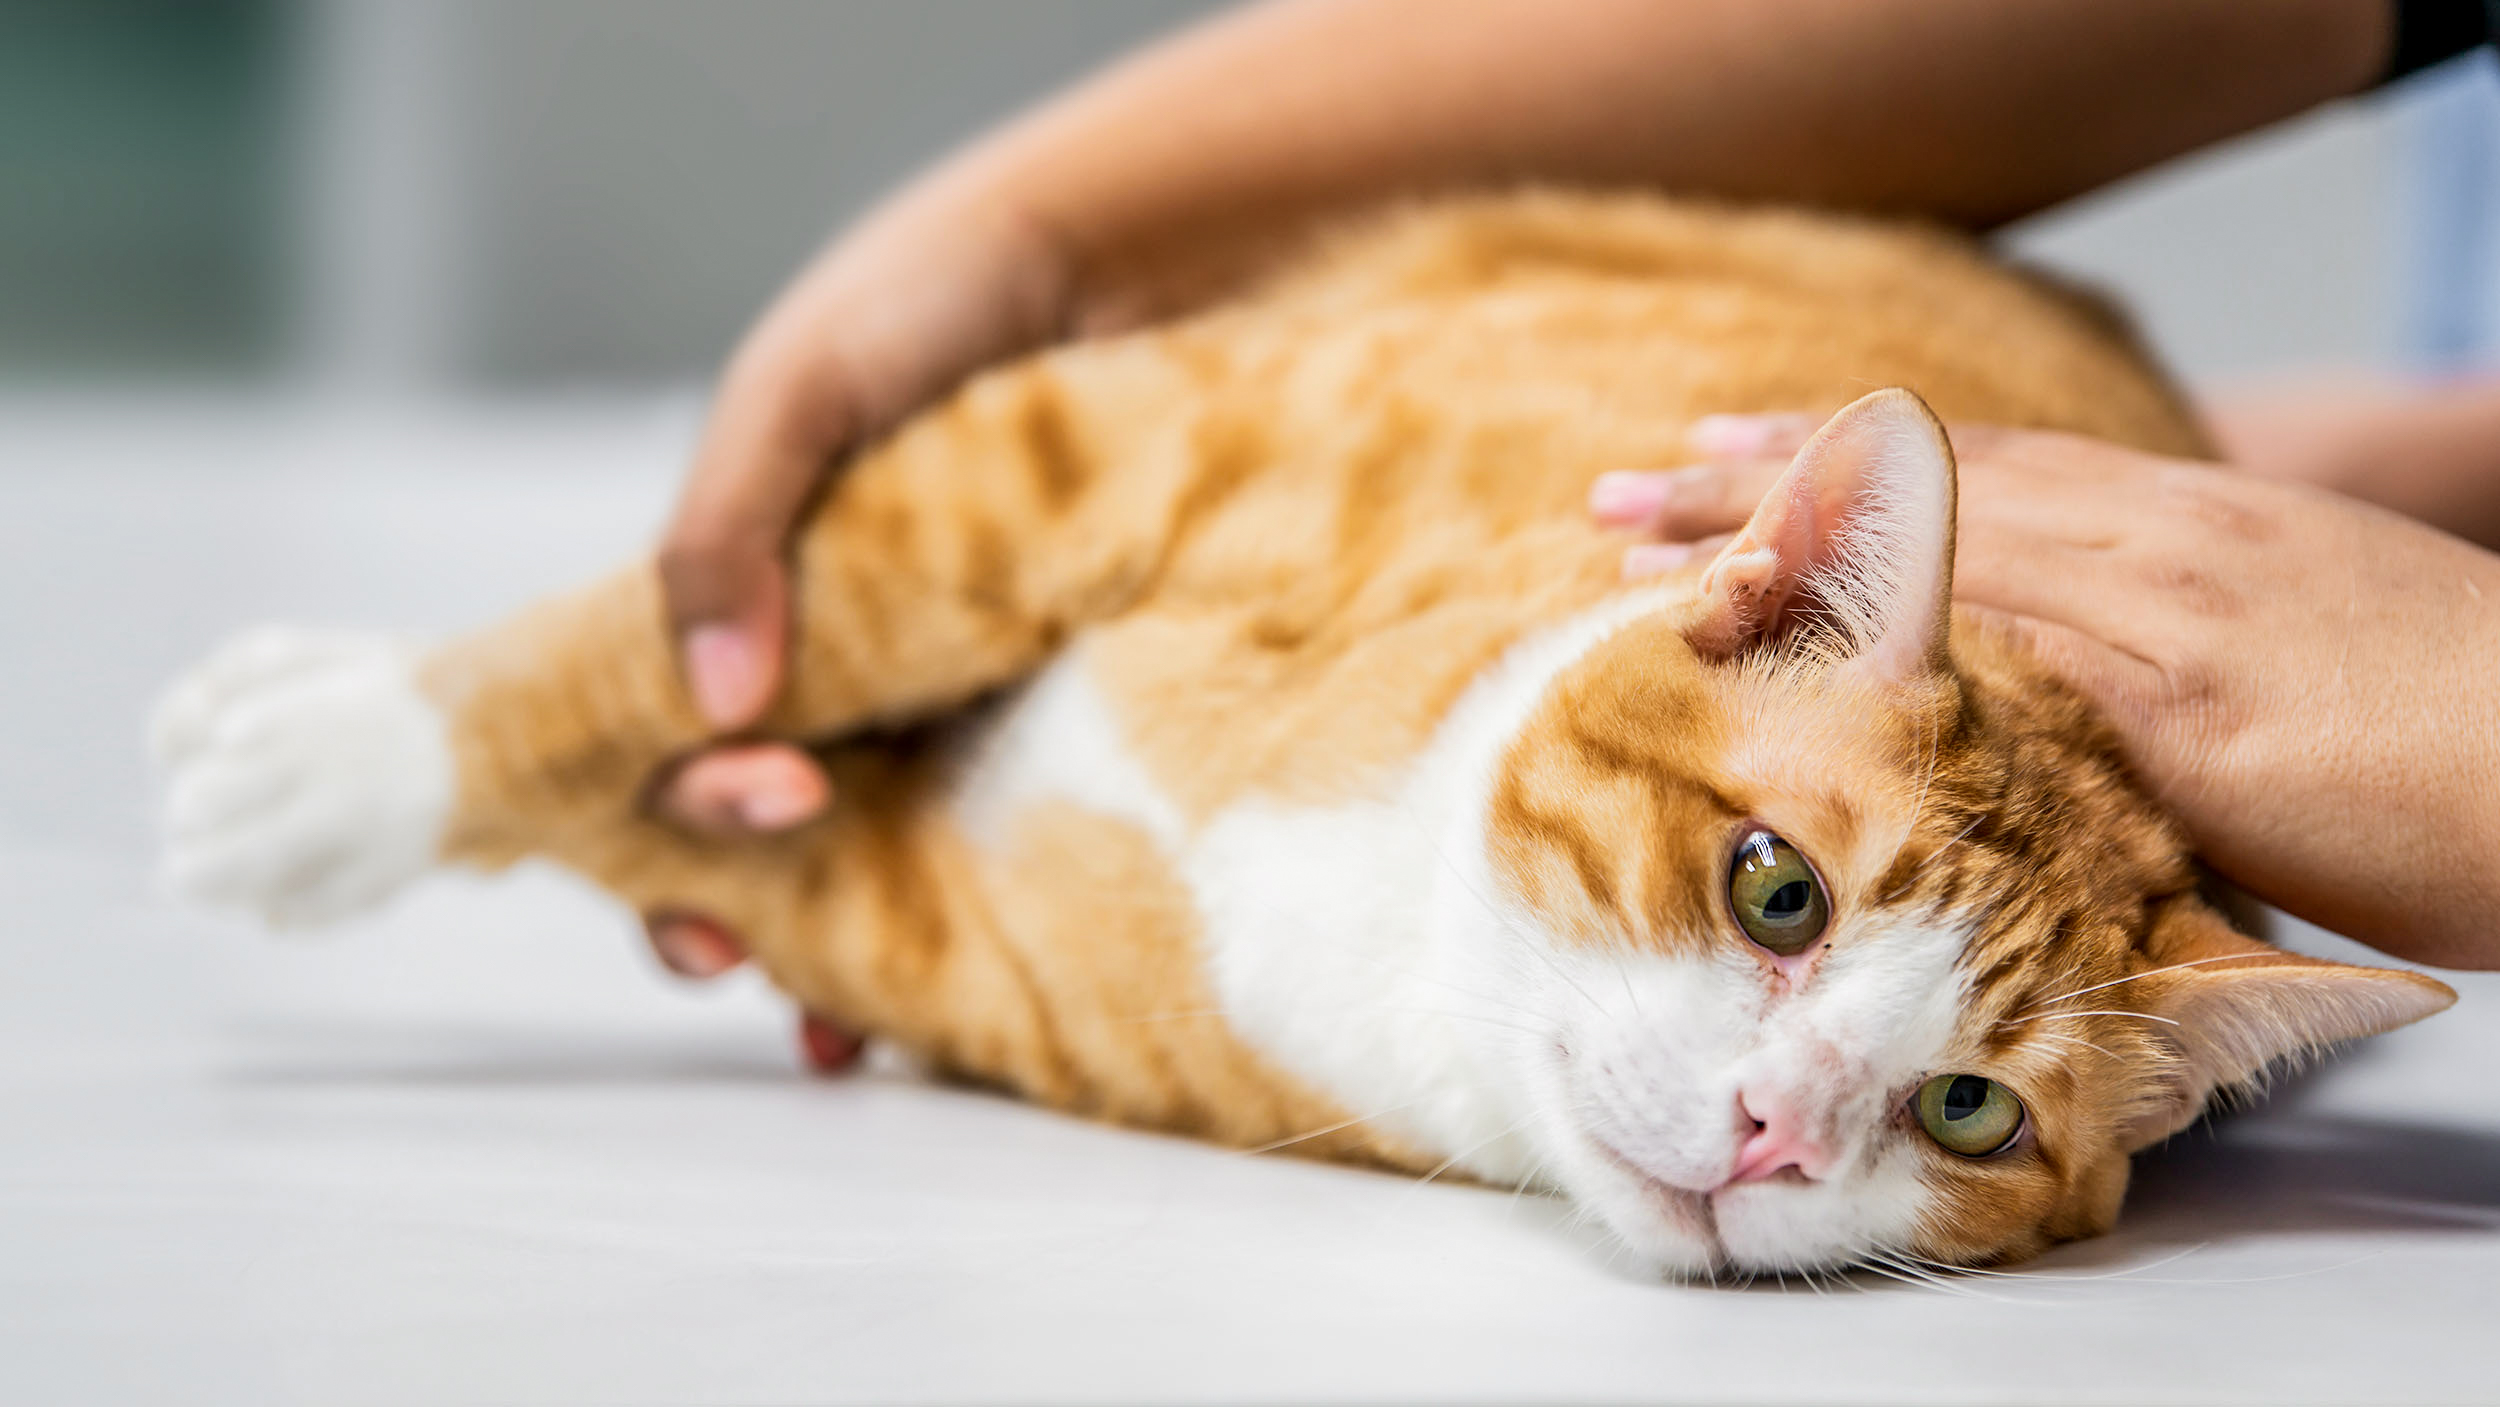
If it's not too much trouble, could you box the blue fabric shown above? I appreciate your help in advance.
[2406,53,2500,367]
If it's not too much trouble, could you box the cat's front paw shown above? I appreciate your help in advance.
[151,627,454,928]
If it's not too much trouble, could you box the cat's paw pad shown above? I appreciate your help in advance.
[152,627,453,928]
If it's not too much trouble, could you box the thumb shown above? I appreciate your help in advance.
[661,533,791,731]
[661,349,853,730]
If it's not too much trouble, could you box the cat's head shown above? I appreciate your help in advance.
[1470,389,2454,1277]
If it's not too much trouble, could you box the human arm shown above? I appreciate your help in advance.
[2206,374,2500,554]
[663,0,2399,731]
[646,0,2409,999]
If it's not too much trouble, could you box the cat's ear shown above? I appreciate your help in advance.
[1684,388,1956,689]
[2118,899,2456,1150]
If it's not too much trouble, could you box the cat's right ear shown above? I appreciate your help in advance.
[2118,899,2456,1149]
[1682,389,1957,690]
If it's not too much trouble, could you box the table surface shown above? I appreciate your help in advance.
[5,399,2495,1407]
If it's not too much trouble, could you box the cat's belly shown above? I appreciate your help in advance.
[945,585,1687,1182]
[946,645,1523,1176]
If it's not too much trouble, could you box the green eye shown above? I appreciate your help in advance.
[1726,831,1829,955]
[1915,1074,2025,1157]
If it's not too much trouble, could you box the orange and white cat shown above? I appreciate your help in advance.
[154,193,2453,1276]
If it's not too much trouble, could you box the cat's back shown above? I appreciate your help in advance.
[1025,191,2204,815]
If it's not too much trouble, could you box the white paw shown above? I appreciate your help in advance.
[151,627,453,928]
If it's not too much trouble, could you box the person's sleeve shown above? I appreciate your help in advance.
[2384,0,2495,84]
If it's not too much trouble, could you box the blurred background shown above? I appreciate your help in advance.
[6,0,2497,394]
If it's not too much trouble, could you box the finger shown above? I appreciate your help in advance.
[661,345,858,729]
[1956,605,2168,737]
[644,910,749,980]
[1935,422,2027,466]
[1624,532,1733,580]
[1947,493,2178,651]
[799,1012,866,1073]
[657,742,833,835]
[1684,411,1822,460]
[673,588,787,737]
[1589,459,1787,538]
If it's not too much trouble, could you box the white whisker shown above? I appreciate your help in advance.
[2026,1030,2122,1061]
[2023,952,2278,1011]
[1232,1097,1426,1157]
[1407,1112,1539,1191]
[2001,1007,2180,1029]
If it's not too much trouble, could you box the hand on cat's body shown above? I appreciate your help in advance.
[641,186,1081,995]
[1596,419,2500,970]
[642,0,2402,987]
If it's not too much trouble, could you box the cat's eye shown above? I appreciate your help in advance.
[1726,831,1829,955]
[1914,1074,2025,1157]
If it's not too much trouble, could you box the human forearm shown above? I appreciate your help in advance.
[913,0,2391,322]
[681,0,2399,714]
[2210,375,2500,553]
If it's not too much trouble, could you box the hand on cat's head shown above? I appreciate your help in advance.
[1501,391,2454,1273]
[1591,404,2500,971]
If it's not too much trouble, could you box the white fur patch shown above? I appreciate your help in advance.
[950,588,1678,1179]
[152,626,452,928]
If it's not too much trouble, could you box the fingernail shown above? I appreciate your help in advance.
[737,780,820,832]
[1621,542,1696,579]
[685,623,762,729]
[799,1013,865,1073]
[1686,414,1778,458]
[1589,471,1673,525]
[651,917,743,978]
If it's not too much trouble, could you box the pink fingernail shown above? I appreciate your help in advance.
[1686,414,1778,458]
[1622,543,1696,579]
[1589,471,1673,524]
[800,1014,865,1073]
[686,624,761,728]
[652,920,741,978]
[738,782,819,832]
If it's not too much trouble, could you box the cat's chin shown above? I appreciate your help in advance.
[1561,1133,1901,1282]
[1541,1132,1727,1280]
[1590,1186,1880,1283]
[1590,1196,1725,1283]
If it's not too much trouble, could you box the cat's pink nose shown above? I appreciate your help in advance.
[1729,1088,1830,1185]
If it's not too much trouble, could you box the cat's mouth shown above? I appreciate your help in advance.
[1583,1134,1725,1260]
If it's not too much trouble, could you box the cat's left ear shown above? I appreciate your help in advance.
[2119,898,2457,1150]
[1684,388,1956,689]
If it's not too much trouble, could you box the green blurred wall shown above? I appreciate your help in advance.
[0,1,291,376]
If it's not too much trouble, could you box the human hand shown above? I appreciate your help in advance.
[640,182,1080,1021]
[1591,414,2500,969]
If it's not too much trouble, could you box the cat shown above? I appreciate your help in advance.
[153,192,2454,1277]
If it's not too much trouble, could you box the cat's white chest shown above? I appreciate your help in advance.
[949,589,1676,1181]
[948,649,1519,1171]
[1178,787,1519,1170]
